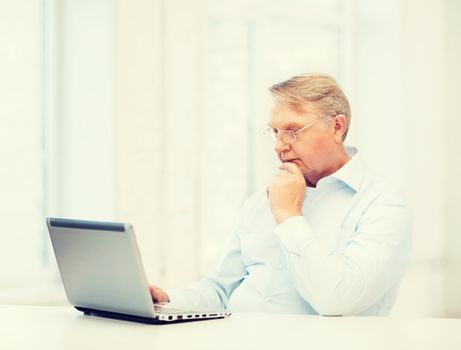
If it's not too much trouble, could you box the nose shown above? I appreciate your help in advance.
[274,136,290,156]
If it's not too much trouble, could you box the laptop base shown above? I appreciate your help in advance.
[75,306,226,325]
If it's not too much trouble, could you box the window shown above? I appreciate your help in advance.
[0,1,47,291]
[0,0,115,303]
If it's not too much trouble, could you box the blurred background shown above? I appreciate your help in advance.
[0,0,460,317]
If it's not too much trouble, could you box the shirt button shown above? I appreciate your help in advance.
[277,263,284,270]
[266,297,271,302]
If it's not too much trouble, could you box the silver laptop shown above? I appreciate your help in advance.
[46,217,230,324]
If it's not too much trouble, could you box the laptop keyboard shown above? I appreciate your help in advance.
[153,303,197,315]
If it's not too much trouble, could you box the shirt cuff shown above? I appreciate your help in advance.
[273,215,315,256]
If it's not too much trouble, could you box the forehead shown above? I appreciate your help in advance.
[269,101,318,128]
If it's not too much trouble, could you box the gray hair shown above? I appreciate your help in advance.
[270,73,351,140]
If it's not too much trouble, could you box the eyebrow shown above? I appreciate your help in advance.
[267,122,302,130]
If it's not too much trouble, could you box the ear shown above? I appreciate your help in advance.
[332,114,347,143]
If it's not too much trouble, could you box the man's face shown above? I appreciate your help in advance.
[269,101,338,187]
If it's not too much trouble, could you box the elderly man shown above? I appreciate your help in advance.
[150,73,411,316]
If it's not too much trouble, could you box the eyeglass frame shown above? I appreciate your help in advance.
[266,118,325,144]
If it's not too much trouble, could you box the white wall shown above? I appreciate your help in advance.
[444,0,461,317]
[354,0,403,183]
[395,0,447,317]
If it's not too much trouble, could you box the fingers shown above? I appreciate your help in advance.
[148,285,158,299]
[279,161,302,174]
[148,284,170,303]
[275,163,301,181]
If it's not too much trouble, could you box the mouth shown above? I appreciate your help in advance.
[279,156,300,164]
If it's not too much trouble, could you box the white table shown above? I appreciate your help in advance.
[1,304,460,349]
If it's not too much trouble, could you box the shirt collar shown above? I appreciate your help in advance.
[317,146,364,192]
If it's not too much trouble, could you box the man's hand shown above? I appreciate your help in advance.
[267,162,306,224]
[149,284,170,303]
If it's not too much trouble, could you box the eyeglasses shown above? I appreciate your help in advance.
[265,118,324,144]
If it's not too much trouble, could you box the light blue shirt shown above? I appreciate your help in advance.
[167,148,412,316]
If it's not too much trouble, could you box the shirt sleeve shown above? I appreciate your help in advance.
[165,203,250,311]
[166,232,247,311]
[274,195,412,316]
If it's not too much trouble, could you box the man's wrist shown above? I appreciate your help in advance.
[275,211,302,225]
